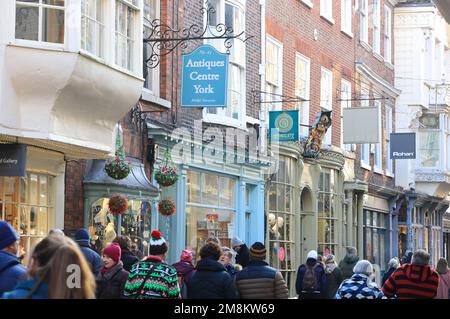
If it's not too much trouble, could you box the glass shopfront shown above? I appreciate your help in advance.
[363,209,387,270]
[266,158,295,292]
[186,170,236,261]
[318,170,338,256]
[0,174,55,265]
[88,198,151,255]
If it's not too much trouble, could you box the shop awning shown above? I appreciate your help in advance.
[83,159,159,197]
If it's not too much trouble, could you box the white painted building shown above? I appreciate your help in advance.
[394,0,450,266]
[0,0,145,256]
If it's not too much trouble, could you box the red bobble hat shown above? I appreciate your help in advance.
[103,242,122,263]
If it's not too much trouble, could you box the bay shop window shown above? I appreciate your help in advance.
[15,0,143,74]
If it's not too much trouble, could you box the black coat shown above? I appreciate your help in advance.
[96,262,129,299]
[325,267,343,299]
[186,257,239,299]
[236,244,250,268]
[121,249,139,272]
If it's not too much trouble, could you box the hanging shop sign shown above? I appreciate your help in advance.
[0,144,27,176]
[303,111,332,158]
[269,110,299,142]
[343,107,381,144]
[390,133,416,159]
[181,44,229,108]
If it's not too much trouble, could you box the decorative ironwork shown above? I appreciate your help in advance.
[144,4,252,69]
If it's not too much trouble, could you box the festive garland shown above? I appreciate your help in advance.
[158,199,176,216]
[108,194,129,215]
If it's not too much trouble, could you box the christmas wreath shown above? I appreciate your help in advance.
[158,199,176,216]
[154,148,178,187]
[108,194,129,215]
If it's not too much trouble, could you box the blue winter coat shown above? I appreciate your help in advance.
[335,273,386,299]
[0,251,27,296]
[1,278,49,299]
[77,241,102,276]
[296,258,327,297]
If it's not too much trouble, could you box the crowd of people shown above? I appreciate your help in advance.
[0,219,449,299]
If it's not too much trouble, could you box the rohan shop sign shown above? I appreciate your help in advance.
[181,44,229,108]
[0,144,27,176]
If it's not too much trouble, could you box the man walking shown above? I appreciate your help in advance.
[235,242,288,299]
[75,228,102,276]
[382,249,439,299]
[296,250,327,299]
[338,246,359,280]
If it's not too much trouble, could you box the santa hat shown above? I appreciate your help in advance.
[150,230,168,256]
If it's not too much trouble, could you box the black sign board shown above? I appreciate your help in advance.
[390,133,416,159]
[0,144,27,176]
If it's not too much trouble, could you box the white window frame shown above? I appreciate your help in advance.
[320,0,334,24]
[264,36,283,113]
[203,0,247,128]
[373,0,381,55]
[114,0,141,74]
[341,79,354,151]
[15,0,66,48]
[143,0,160,96]
[301,0,313,9]
[385,105,393,176]
[373,100,383,173]
[360,0,368,45]
[360,88,371,169]
[384,5,392,64]
[296,53,310,137]
[341,0,353,37]
[321,67,333,144]
[81,0,105,60]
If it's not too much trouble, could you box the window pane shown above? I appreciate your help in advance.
[187,171,200,203]
[16,5,39,41]
[419,131,440,167]
[219,176,235,208]
[42,8,64,43]
[30,174,38,206]
[203,173,219,205]
[43,0,65,5]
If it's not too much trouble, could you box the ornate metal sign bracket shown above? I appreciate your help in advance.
[144,4,253,69]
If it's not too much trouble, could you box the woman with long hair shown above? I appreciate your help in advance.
[2,235,96,299]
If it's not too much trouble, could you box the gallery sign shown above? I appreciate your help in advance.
[390,133,416,159]
[269,110,299,142]
[181,44,229,107]
[0,144,27,176]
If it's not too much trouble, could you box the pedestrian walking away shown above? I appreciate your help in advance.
[231,236,250,269]
[75,228,103,276]
[381,257,400,286]
[96,242,129,299]
[187,241,239,299]
[382,249,439,299]
[335,260,385,299]
[172,249,196,299]
[123,230,180,299]
[296,250,327,299]
[112,235,139,272]
[338,246,359,280]
[434,258,450,299]
[235,242,288,299]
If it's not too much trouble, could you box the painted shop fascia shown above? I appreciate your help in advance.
[147,124,267,264]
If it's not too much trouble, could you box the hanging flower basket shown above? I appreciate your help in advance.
[105,152,130,180]
[158,199,176,216]
[154,148,178,187]
[108,194,129,215]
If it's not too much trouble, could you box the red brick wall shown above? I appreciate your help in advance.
[64,160,86,231]
[266,0,356,147]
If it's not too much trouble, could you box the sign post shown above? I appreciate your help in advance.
[181,44,229,108]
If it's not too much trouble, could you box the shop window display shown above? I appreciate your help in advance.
[89,198,151,255]
[186,171,236,261]
[0,174,55,265]
[318,170,337,256]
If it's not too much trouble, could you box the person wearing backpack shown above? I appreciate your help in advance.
[295,250,326,299]
[0,221,27,296]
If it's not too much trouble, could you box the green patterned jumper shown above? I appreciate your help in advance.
[123,256,180,299]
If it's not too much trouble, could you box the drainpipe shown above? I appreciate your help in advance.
[259,0,266,153]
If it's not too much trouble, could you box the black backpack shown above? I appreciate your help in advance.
[302,264,319,292]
